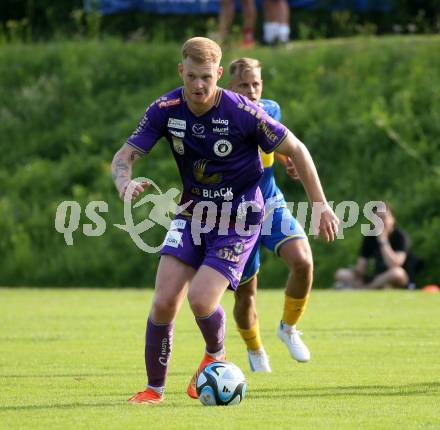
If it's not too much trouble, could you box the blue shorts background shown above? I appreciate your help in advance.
[239,204,307,285]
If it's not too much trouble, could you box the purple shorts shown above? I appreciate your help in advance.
[160,216,261,290]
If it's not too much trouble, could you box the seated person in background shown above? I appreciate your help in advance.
[335,202,416,289]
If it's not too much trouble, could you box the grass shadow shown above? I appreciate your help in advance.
[252,381,440,400]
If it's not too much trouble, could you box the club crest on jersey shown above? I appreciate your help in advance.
[213,139,233,157]
[168,118,186,130]
[172,136,185,155]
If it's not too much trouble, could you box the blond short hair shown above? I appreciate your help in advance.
[181,37,222,64]
[229,57,262,80]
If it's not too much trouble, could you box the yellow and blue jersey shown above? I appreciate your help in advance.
[258,98,284,202]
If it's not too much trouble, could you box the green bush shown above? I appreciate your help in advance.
[1,35,439,287]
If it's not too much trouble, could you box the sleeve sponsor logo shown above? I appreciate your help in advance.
[237,103,263,119]
[133,115,149,135]
[158,98,181,108]
[167,118,186,130]
[257,120,279,143]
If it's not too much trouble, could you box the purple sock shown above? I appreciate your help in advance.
[195,305,226,354]
[145,317,174,388]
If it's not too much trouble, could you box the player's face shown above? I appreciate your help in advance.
[179,58,223,108]
[229,68,263,103]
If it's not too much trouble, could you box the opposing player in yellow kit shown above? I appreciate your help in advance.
[229,58,314,372]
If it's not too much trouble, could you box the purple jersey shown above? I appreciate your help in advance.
[127,87,288,220]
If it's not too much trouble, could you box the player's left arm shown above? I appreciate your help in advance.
[276,130,339,242]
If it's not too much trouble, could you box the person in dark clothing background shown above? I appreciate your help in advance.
[335,202,418,290]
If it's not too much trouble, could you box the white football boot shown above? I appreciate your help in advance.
[277,322,311,362]
[247,348,272,372]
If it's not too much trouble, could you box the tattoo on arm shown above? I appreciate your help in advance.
[111,158,130,182]
[111,144,145,190]
[130,149,144,162]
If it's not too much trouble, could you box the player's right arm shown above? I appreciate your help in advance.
[111,143,150,201]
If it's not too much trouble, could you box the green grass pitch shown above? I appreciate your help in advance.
[1,288,439,430]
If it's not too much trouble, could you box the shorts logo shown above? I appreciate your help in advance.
[213,140,232,157]
[172,136,185,155]
[233,242,244,255]
[192,124,205,135]
[170,219,187,230]
[168,118,186,130]
[228,266,243,281]
[216,247,240,263]
[164,230,183,248]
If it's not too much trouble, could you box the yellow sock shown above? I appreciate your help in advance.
[237,321,263,351]
[282,294,309,326]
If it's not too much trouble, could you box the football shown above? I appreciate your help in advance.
[196,361,247,406]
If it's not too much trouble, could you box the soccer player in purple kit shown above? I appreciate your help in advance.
[111,37,339,405]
